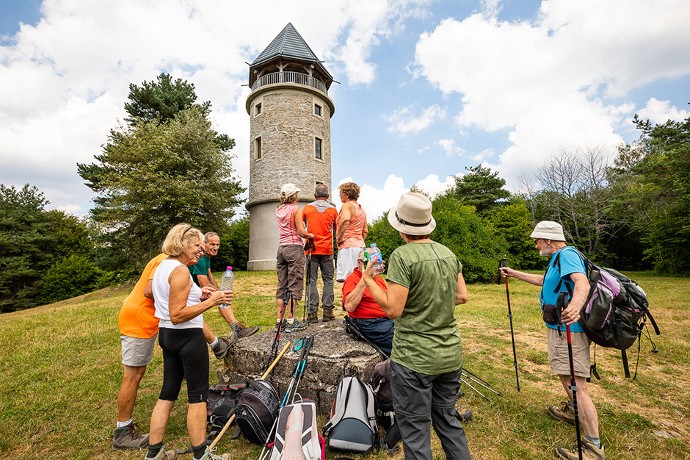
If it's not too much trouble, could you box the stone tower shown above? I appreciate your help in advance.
[245,23,335,271]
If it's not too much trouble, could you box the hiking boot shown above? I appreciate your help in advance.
[274,320,287,333]
[144,447,178,460]
[556,438,605,460]
[211,333,236,360]
[548,401,576,425]
[285,320,306,333]
[113,423,149,450]
[198,449,231,460]
[307,312,319,324]
[322,308,336,322]
[231,321,260,339]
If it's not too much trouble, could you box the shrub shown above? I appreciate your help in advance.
[40,255,105,304]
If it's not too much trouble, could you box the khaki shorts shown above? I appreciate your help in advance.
[121,334,157,367]
[547,328,591,378]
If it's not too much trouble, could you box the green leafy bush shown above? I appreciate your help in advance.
[40,255,105,304]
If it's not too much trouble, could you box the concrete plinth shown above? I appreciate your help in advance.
[216,319,383,416]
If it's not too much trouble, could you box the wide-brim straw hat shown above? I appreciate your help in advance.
[530,220,566,241]
[387,192,436,235]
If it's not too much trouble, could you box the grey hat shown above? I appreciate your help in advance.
[530,221,565,241]
[387,192,436,235]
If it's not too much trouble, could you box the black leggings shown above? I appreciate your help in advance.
[158,327,209,403]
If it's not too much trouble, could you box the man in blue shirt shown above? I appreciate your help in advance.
[501,221,605,460]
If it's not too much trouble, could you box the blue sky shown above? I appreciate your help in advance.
[1,0,688,220]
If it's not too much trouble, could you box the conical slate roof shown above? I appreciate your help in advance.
[250,23,333,80]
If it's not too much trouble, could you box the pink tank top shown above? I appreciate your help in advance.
[276,203,303,246]
[341,202,366,249]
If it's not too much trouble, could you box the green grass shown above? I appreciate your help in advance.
[0,271,688,459]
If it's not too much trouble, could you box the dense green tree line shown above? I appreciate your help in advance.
[1,74,687,310]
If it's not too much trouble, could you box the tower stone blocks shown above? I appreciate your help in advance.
[245,23,335,271]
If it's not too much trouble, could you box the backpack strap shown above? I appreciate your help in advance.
[322,378,354,437]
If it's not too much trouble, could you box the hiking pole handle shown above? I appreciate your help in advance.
[209,341,292,451]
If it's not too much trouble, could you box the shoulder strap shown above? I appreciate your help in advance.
[322,378,354,436]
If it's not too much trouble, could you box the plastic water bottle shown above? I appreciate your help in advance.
[367,243,385,274]
[219,266,234,308]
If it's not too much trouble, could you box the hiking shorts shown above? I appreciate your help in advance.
[158,327,209,404]
[547,328,591,378]
[336,247,362,282]
[276,244,305,300]
[121,334,157,367]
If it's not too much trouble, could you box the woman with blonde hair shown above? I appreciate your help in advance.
[336,181,367,283]
[145,223,232,460]
[275,184,314,332]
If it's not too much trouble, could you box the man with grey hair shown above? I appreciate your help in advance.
[302,183,339,322]
[189,232,259,339]
[501,221,605,460]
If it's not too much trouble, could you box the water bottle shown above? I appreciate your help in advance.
[367,243,385,274]
[219,266,234,308]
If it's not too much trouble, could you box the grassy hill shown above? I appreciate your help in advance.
[0,271,688,459]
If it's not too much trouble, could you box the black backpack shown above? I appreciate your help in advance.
[553,247,661,378]
[322,376,377,454]
[234,380,280,445]
[206,383,244,441]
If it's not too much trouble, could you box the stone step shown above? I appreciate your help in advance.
[216,318,383,415]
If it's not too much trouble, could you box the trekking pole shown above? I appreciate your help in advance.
[460,376,489,401]
[500,257,520,392]
[461,368,502,397]
[266,291,291,373]
[260,336,315,460]
[303,238,314,322]
[291,335,314,403]
[558,292,583,460]
[344,315,389,359]
[209,340,291,451]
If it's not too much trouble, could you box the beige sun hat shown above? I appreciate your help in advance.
[530,221,566,241]
[387,192,436,235]
[280,183,300,198]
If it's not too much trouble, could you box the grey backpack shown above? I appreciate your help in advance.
[322,376,377,454]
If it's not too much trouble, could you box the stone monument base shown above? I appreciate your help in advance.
[216,318,384,416]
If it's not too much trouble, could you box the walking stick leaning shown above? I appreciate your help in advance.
[208,341,292,451]
[500,257,520,392]
[558,292,583,460]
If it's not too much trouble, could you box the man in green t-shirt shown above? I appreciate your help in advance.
[363,192,470,460]
[189,232,259,339]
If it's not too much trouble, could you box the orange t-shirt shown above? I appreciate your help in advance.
[303,200,338,255]
[118,253,168,338]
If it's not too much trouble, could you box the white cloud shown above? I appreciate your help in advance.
[384,104,446,134]
[413,0,690,190]
[435,138,465,157]
[0,0,426,215]
[637,98,690,125]
[335,173,457,221]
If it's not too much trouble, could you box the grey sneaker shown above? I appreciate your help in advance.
[285,319,306,333]
[231,321,260,339]
[144,447,178,459]
[113,423,149,450]
[556,438,605,460]
[211,332,236,359]
[548,401,576,425]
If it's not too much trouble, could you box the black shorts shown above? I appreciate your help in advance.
[158,327,209,404]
